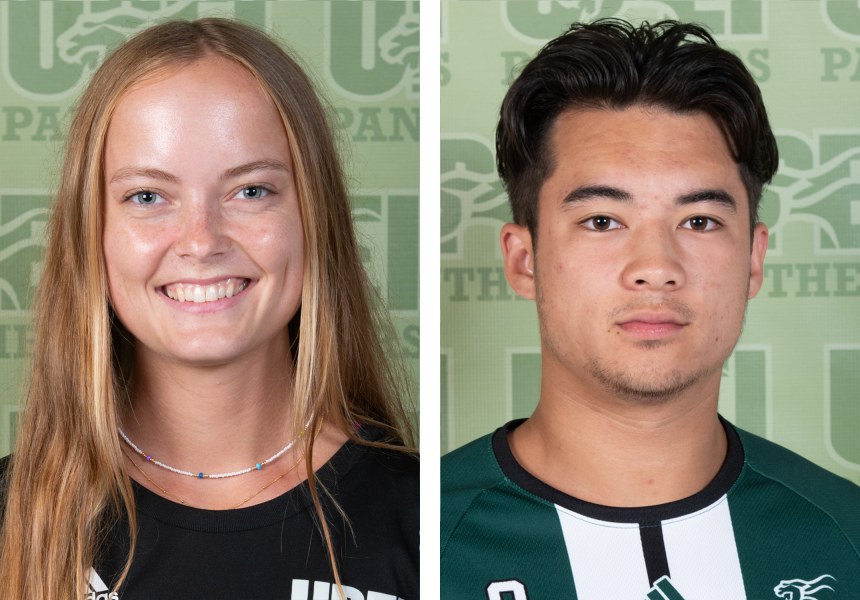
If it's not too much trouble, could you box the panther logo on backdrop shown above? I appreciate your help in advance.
[440,136,510,258]
[0,193,49,313]
[1,1,267,101]
[767,131,860,255]
[325,1,418,101]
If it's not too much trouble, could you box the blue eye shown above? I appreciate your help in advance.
[127,190,163,205]
[238,186,270,200]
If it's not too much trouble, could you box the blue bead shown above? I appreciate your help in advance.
[256,463,262,470]
[198,472,204,479]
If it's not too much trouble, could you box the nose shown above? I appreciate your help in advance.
[173,201,229,261]
[621,226,685,291]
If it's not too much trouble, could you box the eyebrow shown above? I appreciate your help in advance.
[563,185,632,204]
[108,159,290,185]
[109,167,178,185]
[677,189,737,213]
[221,159,290,180]
[562,185,737,213]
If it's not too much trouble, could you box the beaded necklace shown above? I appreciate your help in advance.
[118,424,306,480]
[121,446,304,509]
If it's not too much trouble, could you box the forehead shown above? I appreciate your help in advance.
[543,106,745,204]
[538,106,749,225]
[104,54,291,172]
[113,54,274,119]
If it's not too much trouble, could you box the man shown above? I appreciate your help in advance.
[441,20,860,600]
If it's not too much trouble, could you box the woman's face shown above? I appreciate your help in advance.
[102,55,304,368]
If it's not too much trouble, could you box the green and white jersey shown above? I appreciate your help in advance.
[442,418,860,599]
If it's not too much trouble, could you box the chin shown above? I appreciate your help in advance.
[587,358,716,404]
[149,338,250,367]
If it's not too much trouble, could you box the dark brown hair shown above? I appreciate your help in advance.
[496,19,779,241]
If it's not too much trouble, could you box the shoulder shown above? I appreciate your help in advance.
[335,436,417,495]
[349,442,418,490]
[335,442,419,588]
[333,440,418,527]
[441,429,508,551]
[734,424,860,544]
[442,430,504,491]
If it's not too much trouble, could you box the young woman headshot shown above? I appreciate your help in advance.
[0,18,417,599]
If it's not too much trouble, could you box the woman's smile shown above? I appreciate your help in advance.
[162,277,251,304]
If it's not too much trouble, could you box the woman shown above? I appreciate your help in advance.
[0,18,417,599]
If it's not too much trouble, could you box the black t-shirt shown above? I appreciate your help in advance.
[3,437,419,600]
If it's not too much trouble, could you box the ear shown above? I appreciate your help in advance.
[747,222,768,299]
[501,223,536,300]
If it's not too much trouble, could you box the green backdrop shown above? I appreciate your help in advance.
[441,0,860,483]
[0,0,419,455]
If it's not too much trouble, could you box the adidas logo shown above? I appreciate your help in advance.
[86,568,119,600]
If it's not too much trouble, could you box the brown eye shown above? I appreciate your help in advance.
[583,215,620,231]
[593,216,610,230]
[683,216,719,231]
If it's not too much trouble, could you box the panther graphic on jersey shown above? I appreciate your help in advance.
[773,574,836,600]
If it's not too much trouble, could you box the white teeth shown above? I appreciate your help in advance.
[164,278,248,304]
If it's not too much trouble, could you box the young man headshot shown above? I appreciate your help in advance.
[441,19,860,599]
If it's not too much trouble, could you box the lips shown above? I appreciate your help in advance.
[619,320,685,335]
[162,278,250,303]
[617,312,688,338]
[619,313,688,326]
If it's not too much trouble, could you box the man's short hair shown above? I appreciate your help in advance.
[496,19,779,241]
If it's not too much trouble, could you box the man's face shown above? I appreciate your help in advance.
[501,106,768,402]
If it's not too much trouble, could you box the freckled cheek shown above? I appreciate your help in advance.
[253,225,304,274]
[103,224,172,306]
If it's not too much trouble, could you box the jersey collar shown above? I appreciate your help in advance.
[492,416,745,524]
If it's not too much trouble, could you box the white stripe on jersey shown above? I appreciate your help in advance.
[555,506,649,599]
[555,495,746,599]
[663,496,745,599]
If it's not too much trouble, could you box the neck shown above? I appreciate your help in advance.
[118,339,350,510]
[123,341,298,474]
[510,364,727,508]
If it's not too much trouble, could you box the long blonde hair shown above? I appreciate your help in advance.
[0,18,414,599]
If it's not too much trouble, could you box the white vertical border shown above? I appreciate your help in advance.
[824,343,860,471]
[420,1,441,599]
